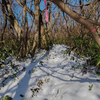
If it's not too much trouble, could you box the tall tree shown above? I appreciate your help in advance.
[0,0,7,45]
[49,0,100,48]
[31,0,40,56]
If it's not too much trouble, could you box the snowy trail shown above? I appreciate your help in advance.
[0,44,100,100]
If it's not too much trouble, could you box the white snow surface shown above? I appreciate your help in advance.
[0,44,100,100]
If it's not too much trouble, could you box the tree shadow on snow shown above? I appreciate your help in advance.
[0,51,49,100]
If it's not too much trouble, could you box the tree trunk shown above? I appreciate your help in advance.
[2,0,22,41]
[0,0,7,46]
[20,0,28,58]
[31,0,40,56]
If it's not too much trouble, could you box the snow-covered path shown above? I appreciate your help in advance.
[0,44,100,100]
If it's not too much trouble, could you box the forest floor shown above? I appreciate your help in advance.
[0,44,100,100]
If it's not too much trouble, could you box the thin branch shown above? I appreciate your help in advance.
[65,0,99,7]
[16,0,35,18]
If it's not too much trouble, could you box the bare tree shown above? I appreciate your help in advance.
[49,0,100,48]
[31,0,40,56]
[0,0,7,45]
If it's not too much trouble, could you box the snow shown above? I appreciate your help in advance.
[0,44,100,100]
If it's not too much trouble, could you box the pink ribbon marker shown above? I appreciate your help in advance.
[44,0,49,22]
[90,29,96,33]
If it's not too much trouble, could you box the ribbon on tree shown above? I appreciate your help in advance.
[44,0,49,22]
[90,29,96,33]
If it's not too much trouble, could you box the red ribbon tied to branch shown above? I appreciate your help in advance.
[90,29,96,33]
[44,0,49,22]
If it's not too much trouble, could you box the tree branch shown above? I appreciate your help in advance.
[50,0,100,48]
[16,0,35,18]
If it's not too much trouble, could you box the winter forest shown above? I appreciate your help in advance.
[0,0,100,100]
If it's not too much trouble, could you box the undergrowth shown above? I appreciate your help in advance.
[71,34,100,67]
[50,33,100,67]
[0,33,100,70]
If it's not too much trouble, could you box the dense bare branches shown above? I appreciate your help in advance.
[49,0,100,48]
[0,0,100,58]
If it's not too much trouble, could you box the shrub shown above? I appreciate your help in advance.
[2,95,13,100]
